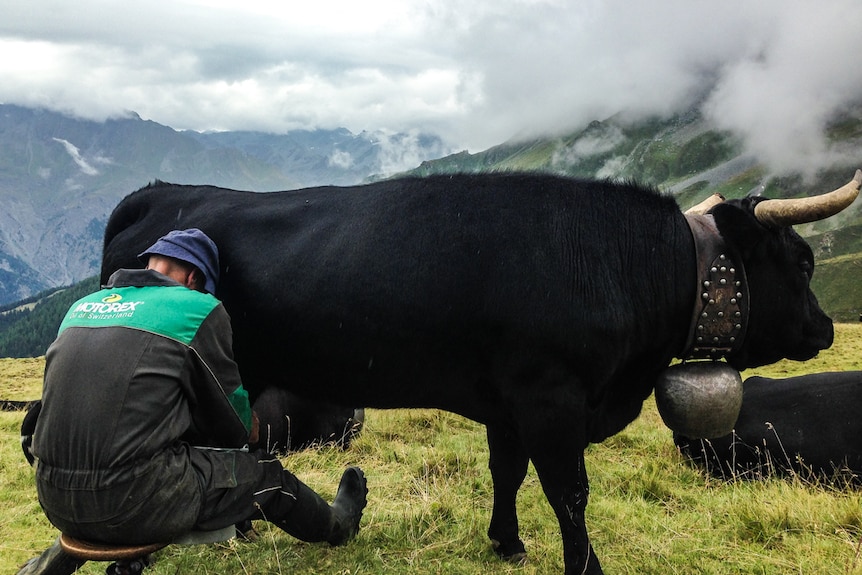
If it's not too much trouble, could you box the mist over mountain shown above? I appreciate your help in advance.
[410,106,862,198]
[410,105,862,252]
[0,104,449,304]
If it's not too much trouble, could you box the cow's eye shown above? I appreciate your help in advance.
[800,259,813,279]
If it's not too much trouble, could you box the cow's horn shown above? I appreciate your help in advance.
[685,193,725,215]
[754,169,862,227]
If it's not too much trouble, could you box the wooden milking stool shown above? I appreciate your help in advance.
[68,527,236,574]
[18,526,236,575]
[59,536,165,575]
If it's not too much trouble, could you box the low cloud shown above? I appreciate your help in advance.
[701,2,862,177]
[328,149,355,170]
[53,138,99,176]
[1,0,860,177]
[552,124,626,169]
[372,129,451,176]
[447,0,862,177]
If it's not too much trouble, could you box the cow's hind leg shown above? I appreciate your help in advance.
[535,449,602,574]
[486,422,529,562]
[518,404,603,575]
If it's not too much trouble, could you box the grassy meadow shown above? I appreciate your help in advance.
[3,324,862,574]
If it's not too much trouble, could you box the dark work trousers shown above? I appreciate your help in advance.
[36,442,299,544]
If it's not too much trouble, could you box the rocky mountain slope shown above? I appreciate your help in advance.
[0,104,449,304]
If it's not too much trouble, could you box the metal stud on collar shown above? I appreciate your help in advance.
[691,253,746,359]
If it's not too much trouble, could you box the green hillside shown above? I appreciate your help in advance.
[408,108,862,209]
[811,252,862,322]
[408,111,743,186]
[0,277,99,357]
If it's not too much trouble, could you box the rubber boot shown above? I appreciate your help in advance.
[16,537,86,575]
[276,467,367,546]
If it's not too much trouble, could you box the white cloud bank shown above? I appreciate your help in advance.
[1,0,860,176]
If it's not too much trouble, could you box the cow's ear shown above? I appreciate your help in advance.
[710,198,769,257]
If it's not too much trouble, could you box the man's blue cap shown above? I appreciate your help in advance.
[138,228,220,295]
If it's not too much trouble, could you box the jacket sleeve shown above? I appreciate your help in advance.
[183,303,253,448]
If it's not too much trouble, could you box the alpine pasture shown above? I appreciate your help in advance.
[3,325,862,574]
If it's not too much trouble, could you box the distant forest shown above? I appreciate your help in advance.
[0,277,100,357]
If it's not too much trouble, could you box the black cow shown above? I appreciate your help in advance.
[675,371,862,481]
[250,386,364,454]
[100,171,860,575]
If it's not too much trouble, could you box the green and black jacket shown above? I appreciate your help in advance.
[33,269,253,489]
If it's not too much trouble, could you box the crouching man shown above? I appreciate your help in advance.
[20,229,367,573]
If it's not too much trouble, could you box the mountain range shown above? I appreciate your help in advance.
[2,102,862,319]
[0,104,450,304]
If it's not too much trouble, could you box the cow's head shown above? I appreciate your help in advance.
[709,170,860,370]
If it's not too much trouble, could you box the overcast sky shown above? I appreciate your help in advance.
[2,0,861,176]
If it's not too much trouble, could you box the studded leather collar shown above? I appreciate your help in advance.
[679,214,749,361]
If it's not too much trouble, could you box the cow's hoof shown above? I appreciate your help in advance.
[491,538,528,564]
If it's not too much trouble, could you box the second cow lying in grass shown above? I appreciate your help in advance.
[674,371,862,482]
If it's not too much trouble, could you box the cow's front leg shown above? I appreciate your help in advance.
[485,422,529,562]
